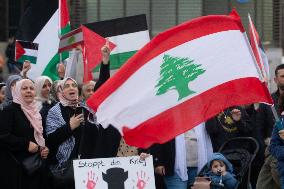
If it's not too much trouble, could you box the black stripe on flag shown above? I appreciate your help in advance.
[16,0,57,41]
[84,14,148,37]
[17,40,39,50]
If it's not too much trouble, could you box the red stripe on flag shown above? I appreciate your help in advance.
[60,0,70,28]
[82,26,116,71]
[58,41,83,53]
[15,41,26,61]
[87,10,245,111]
[60,28,82,40]
[122,77,272,148]
[248,17,265,78]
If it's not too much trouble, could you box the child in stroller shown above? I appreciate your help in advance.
[192,137,259,189]
[204,153,237,189]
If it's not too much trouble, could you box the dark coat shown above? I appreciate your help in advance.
[0,103,48,189]
[46,103,121,167]
[269,120,284,176]
[151,139,176,176]
[46,62,120,166]
[205,106,253,152]
[255,91,279,146]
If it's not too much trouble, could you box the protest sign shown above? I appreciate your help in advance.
[73,156,155,189]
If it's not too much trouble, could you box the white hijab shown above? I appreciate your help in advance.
[34,76,52,110]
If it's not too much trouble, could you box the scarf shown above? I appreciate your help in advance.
[34,76,52,110]
[1,75,22,109]
[175,123,213,181]
[12,79,45,147]
[58,77,79,107]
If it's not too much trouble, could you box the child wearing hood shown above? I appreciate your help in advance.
[205,153,238,189]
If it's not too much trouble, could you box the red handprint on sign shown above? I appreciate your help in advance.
[136,170,150,189]
[85,171,98,189]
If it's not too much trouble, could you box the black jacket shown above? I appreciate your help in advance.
[205,106,253,152]
[46,104,121,167]
[0,103,48,189]
[151,139,176,176]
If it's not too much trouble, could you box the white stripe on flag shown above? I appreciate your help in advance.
[24,49,38,57]
[96,30,259,129]
[109,30,150,54]
[29,10,59,79]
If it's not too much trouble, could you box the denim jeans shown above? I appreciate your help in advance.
[164,167,197,189]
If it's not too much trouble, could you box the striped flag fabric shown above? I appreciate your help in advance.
[248,14,270,80]
[16,0,70,80]
[59,0,71,36]
[87,10,273,148]
[58,28,83,53]
[84,14,150,70]
[15,40,39,64]
[58,25,117,82]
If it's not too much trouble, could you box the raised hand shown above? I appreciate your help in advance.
[101,39,110,65]
[231,109,241,122]
[21,60,31,78]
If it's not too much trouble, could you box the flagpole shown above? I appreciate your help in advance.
[248,13,267,80]
[247,13,278,121]
[83,45,88,83]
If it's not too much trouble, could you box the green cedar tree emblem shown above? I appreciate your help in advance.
[155,54,206,101]
[68,36,76,45]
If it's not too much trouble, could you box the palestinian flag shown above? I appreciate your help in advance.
[87,10,273,148]
[84,14,150,71]
[16,0,70,80]
[15,40,38,64]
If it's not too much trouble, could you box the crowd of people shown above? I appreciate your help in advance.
[1,43,284,189]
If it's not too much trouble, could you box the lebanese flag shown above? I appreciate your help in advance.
[58,28,84,53]
[59,26,116,82]
[87,10,273,148]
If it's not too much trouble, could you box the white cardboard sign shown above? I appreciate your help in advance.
[73,156,156,189]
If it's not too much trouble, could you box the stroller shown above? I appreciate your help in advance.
[192,137,259,189]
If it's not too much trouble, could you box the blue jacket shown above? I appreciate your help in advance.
[205,153,238,189]
[269,119,284,176]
